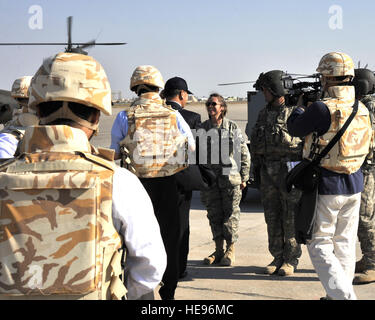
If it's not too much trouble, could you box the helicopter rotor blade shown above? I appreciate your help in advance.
[77,40,96,50]
[67,16,72,52]
[0,43,72,45]
[93,42,127,45]
[286,73,312,76]
[0,14,127,54]
[0,42,127,46]
[218,81,255,86]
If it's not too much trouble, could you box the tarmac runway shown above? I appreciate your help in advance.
[92,102,375,300]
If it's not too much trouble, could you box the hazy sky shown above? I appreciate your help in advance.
[0,0,374,99]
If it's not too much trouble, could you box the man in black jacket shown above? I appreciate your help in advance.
[161,77,201,279]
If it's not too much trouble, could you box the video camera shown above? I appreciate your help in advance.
[284,76,322,106]
[253,71,322,106]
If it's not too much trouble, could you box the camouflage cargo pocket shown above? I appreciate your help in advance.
[134,111,173,159]
[339,112,372,158]
[0,170,99,296]
[134,113,188,171]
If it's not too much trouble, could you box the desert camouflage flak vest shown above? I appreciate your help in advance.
[120,92,188,178]
[303,86,372,174]
[0,125,126,300]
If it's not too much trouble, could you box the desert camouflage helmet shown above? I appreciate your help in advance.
[316,52,355,77]
[11,76,32,99]
[130,65,164,91]
[28,52,112,115]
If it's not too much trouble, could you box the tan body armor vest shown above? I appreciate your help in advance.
[303,86,372,174]
[0,125,126,300]
[120,92,188,178]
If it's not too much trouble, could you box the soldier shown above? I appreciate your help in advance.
[160,76,201,279]
[200,93,250,267]
[287,52,372,299]
[250,70,303,276]
[0,76,39,158]
[352,68,375,285]
[0,52,166,300]
[110,65,194,300]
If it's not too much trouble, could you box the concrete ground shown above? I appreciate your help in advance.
[172,189,375,300]
[92,102,375,301]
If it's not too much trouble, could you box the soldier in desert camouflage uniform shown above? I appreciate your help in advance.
[200,93,250,267]
[0,76,39,158]
[0,52,166,300]
[352,68,375,285]
[111,65,194,300]
[250,70,303,276]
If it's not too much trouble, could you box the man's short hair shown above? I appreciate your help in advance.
[162,89,182,100]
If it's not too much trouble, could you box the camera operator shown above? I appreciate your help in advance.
[287,52,372,300]
[250,70,303,277]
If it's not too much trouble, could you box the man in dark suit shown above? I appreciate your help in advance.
[161,77,201,279]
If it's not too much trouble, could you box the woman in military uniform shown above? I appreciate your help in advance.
[199,93,250,266]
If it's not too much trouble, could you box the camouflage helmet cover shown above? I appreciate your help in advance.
[28,52,112,115]
[130,65,164,91]
[11,76,32,99]
[316,52,355,77]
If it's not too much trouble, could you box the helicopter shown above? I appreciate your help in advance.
[0,16,127,55]
[0,16,127,125]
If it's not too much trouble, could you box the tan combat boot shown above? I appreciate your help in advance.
[278,262,296,276]
[353,270,375,285]
[204,238,224,265]
[264,258,283,275]
[220,243,235,266]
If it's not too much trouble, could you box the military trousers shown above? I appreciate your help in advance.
[201,182,241,244]
[259,161,302,266]
[358,169,375,269]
